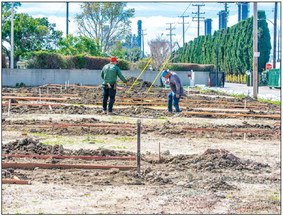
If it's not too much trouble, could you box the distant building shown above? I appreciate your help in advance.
[237,2,249,21]
[204,19,212,35]
[16,60,29,69]
[218,10,227,29]
[137,20,142,49]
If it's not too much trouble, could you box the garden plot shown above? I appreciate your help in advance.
[1,85,281,214]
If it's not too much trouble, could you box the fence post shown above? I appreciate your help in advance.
[137,119,141,174]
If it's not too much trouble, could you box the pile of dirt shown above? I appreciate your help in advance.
[2,138,136,157]
[126,76,154,87]
[204,179,238,192]
[2,168,29,180]
[163,148,270,172]
[191,149,269,171]
[2,138,65,155]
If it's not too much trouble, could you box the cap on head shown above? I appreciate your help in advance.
[110,57,117,62]
[162,70,169,77]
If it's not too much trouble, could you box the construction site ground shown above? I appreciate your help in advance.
[1,84,281,214]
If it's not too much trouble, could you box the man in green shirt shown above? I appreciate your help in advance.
[101,57,128,114]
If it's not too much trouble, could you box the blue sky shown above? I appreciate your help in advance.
[15,2,281,55]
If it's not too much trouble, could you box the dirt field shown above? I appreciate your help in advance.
[1,84,281,214]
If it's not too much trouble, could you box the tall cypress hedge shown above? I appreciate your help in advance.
[173,11,271,74]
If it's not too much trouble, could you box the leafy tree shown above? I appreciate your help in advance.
[75,2,135,52]
[2,4,63,64]
[57,35,103,56]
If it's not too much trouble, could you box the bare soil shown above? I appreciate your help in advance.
[1,85,281,214]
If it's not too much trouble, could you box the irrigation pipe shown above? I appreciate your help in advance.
[2,162,137,170]
[182,127,280,134]
[4,154,136,160]
[2,179,31,185]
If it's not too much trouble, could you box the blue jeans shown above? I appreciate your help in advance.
[168,92,181,112]
[102,84,116,112]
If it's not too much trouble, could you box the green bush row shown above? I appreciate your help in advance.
[167,63,214,71]
[26,51,214,72]
[27,51,130,70]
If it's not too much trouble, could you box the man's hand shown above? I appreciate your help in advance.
[125,82,130,86]
[164,81,169,85]
[176,94,180,98]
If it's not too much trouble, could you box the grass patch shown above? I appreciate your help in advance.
[41,137,76,145]
[114,137,134,141]
[82,136,104,143]
[29,132,47,137]
[70,103,84,106]
[157,117,168,120]
[228,93,246,98]
[109,145,128,150]
[269,195,279,201]
[258,99,280,105]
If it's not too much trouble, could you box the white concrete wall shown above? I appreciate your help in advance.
[2,69,210,87]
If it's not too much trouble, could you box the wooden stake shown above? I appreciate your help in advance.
[39,88,42,103]
[158,142,161,162]
[8,99,11,116]
[137,119,141,174]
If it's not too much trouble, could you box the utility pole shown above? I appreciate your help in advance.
[178,15,189,47]
[192,4,205,37]
[66,2,69,37]
[10,2,14,69]
[253,2,258,99]
[273,2,278,68]
[166,23,176,55]
[141,29,147,58]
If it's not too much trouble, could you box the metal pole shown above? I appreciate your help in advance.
[273,2,278,68]
[10,2,14,69]
[253,3,258,99]
[66,2,69,37]
[136,120,141,174]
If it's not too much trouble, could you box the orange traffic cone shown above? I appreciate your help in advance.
[208,76,211,87]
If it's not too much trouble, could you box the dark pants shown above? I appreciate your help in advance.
[102,84,116,112]
[168,92,181,112]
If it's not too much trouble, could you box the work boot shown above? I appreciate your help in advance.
[107,112,116,115]
[103,110,107,114]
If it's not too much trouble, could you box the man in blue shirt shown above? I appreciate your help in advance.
[162,70,184,112]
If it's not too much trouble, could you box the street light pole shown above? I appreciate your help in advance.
[10,2,14,69]
[273,2,278,68]
[253,3,258,99]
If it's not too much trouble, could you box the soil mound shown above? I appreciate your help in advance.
[126,76,154,87]
[2,138,136,157]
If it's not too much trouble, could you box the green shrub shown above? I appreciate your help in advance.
[168,63,214,71]
[117,59,130,70]
[27,51,67,69]
[85,56,110,69]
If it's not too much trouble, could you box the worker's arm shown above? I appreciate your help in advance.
[116,66,128,83]
[101,67,105,80]
[173,76,182,97]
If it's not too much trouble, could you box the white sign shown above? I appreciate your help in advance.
[254,52,260,57]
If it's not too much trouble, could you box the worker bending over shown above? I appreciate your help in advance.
[162,70,184,112]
